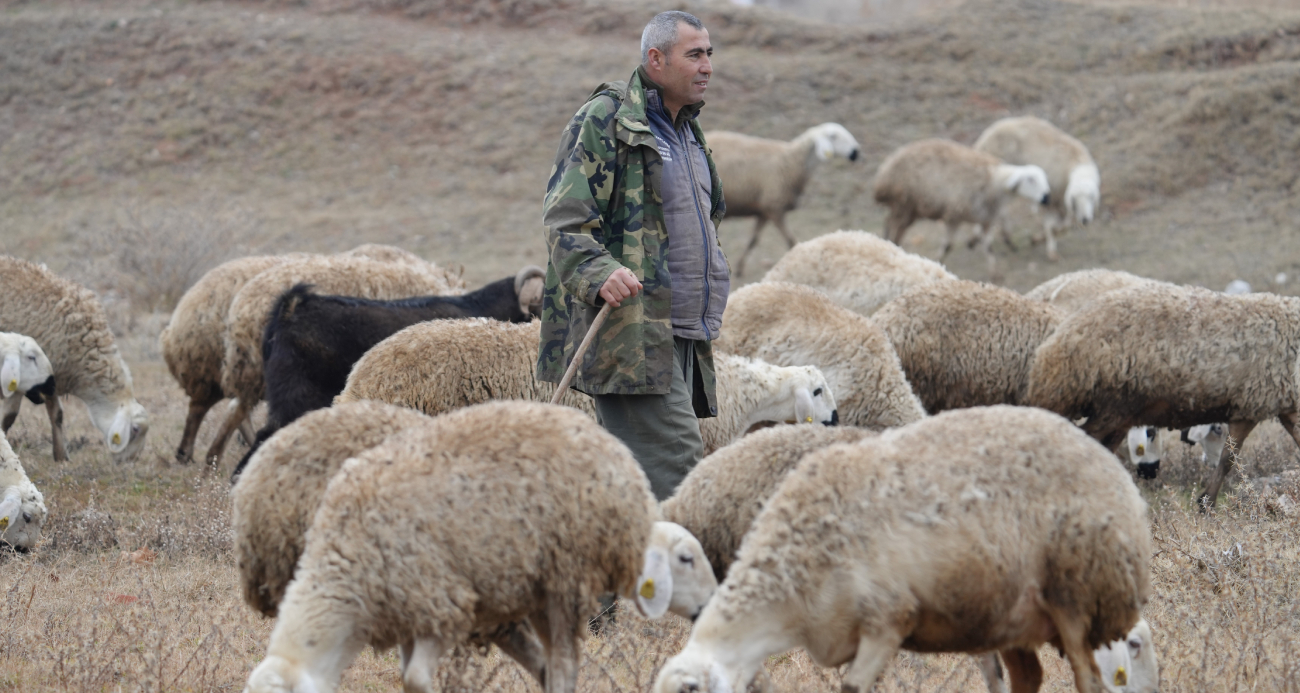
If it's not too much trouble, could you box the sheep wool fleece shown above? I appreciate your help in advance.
[537,67,726,416]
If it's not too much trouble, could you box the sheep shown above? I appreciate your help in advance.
[0,256,149,463]
[654,405,1151,693]
[982,619,1159,693]
[661,424,876,582]
[872,279,1063,413]
[1181,423,1227,467]
[761,230,956,317]
[242,401,715,693]
[160,254,291,464]
[0,431,46,552]
[207,254,464,466]
[0,332,56,432]
[872,138,1051,279]
[336,318,840,457]
[1025,282,1300,507]
[231,266,546,477]
[705,123,862,276]
[973,116,1100,262]
[1122,426,1164,480]
[1024,268,1155,315]
[713,281,926,430]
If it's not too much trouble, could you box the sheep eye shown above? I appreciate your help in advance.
[813,388,823,397]
[22,512,32,523]
[678,554,694,565]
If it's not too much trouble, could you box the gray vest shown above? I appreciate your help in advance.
[645,88,730,340]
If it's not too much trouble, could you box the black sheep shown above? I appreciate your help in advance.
[231,266,544,479]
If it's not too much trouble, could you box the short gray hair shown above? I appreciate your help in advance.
[641,11,704,65]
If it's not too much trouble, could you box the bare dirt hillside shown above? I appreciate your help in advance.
[2,0,1299,293]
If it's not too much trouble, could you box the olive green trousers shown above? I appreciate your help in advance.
[593,337,704,500]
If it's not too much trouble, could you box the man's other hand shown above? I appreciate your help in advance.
[599,267,643,308]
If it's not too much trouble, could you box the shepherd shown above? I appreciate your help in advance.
[537,10,730,500]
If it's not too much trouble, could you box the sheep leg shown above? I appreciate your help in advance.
[1200,420,1258,509]
[772,215,798,249]
[45,395,68,462]
[1052,616,1106,693]
[978,225,1003,283]
[885,209,916,245]
[999,647,1044,693]
[977,653,1009,693]
[399,638,446,693]
[489,620,547,687]
[237,412,257,447]
[735,218,769,277]
[839,630,902,693]
[539,600,580,693]
[205,397,252,467]
[1,394,21,434]
[939,220,962,261]
[1042,216,1060,262]
[1278,411,1300,452]
[176,396,220,464]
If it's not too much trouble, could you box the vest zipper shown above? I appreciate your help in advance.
[678,121,713,341]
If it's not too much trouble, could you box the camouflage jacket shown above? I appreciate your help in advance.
[536,67,726,416]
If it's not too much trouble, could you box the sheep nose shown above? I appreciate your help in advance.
[825,410,840,426]
[1041,193,1051,205]
[848,149,859,162]
[1081,216,1091,225]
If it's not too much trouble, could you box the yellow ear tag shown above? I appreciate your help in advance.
[112,433,122,446]
[1114,666,1127,687]
[0,517,8,531]
[805,416,813,423]
[639,578,655,600]
[6,379,16,392]
[1135,444,1145,456]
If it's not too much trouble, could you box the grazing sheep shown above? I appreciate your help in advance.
[982,619,1159,693]
[706,123,862,276]
[1024,268,1155,315]
[661,424,876,582]
[872,280,1062,413]
[243,401,714,693]
[654,406,1151,693]
[336,319,840,457]
[0,431,46,552]
[761,230,955,316]
[974,116,1100,262]
[160,254,291,464]
[872,138,1050,278]
[1025,282,1300,506]
[339,243,429,267]
[714,282,925,429]
[1182,423,1227,466]
[232,266,545,477]
[207,254,463,466]
[0,332,57,432]
[0,256,149,463]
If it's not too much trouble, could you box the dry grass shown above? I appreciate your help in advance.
[1,302,1299,692]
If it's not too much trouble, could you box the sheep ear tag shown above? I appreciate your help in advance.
[1113,666,1127,687]
[0,491,19,534]
[1,354,18,393]
[795,387,816,424]
[635,546,673,619]
[107,407,130,453]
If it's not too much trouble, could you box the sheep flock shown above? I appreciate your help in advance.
[0,56,1292,693]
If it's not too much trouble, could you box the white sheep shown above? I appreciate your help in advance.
[974,116,1100,262]
[1025,282,1300,506]
[160,254,293,464]
[243,401,715,693]
[705,123,862,276]
[1182,423,1227,467]
[1120,426,1164,480]
[714,282,926,430]
[0,431,46,552]
[872,138,1050,278]
[0,256,149,463]
[654,406,1152,693]
[208,253,463,466]
[0,332,55,433]
[335,318,840,456]
[761,230,955,317]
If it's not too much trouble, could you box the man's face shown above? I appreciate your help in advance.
[650,24,712,109]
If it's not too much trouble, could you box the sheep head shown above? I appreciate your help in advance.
[802,123,861,163]
[636,522,717,621]
[1002,164,1051,206]
[0,333,54,402]
[514,265,546,319]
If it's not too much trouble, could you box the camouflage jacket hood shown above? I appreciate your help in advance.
[536,68,726,415]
